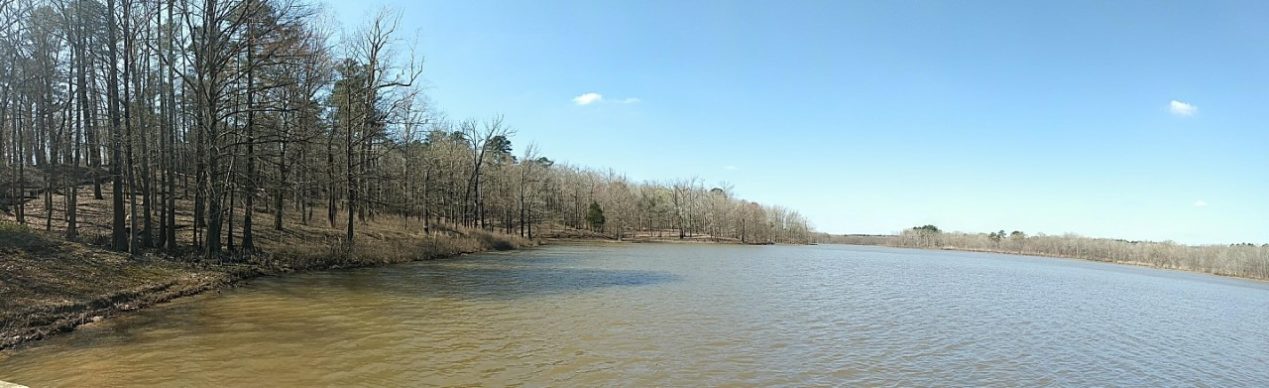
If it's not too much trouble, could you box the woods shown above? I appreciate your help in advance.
[0,0,814,260]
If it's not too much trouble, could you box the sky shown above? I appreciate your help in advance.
[325,0,1269,245]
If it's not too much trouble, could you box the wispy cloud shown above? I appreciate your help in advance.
[1169,100,1197,116]
[572,92,640,106]
[723,165,739,171]
[1193,200,1208,208]
[572,92,603,106]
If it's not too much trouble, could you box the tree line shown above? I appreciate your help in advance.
[0,0,814,259]
[820,226,1269,280]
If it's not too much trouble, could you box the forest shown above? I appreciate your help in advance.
[0,0,815,261]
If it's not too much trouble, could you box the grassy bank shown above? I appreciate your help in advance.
[1,189,531,351]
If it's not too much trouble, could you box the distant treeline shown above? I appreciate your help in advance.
[0,0,813,259]
[819,226,1269,280]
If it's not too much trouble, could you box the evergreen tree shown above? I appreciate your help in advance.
[585,201,605,232]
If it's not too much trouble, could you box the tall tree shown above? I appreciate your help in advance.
[105,0,127,252]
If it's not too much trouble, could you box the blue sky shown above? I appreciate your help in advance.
[326,0,1269,244]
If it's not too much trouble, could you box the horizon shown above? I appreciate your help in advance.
[327,0,1268,245]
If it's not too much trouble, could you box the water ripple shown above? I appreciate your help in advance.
[2,244,1268,386]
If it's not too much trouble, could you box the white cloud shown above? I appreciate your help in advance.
[573,92,640,106]
[572,92,603,106]
[1169,100,1197,116]
[723,165,738,171]
[1193,200,1208,208]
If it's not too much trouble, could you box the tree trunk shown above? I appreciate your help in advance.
[345,94,355,249]
[122,6,139,253]
[105,0,128,252]
[165,0,178,249]
[241,18,256,253]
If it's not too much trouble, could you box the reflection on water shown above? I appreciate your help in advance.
[366,262,680,300]
[2,243,1268,386]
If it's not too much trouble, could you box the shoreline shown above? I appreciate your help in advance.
[10,235,1255,354]
[0,227,534,352]
[1,226,778,354]
[835,243,1269,283]
[0,233,786,352]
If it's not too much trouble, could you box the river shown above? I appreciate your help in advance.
[2,243,1267,386]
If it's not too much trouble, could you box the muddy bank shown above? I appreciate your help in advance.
[0,223,532,351]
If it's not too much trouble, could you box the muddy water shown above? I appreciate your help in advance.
[2,243,1268,386]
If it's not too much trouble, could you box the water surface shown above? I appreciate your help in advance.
[2,243,1267,386]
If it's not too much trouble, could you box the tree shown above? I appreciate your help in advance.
[1009,230,1027,252]
[913,224,940,233]
[988,230,1005,245]
[516,143,541,238]
[335,8,420,251]
[460,116,512,230]
[904,224,942,248]
[104,0,127,252]
[0,0,823,262]
[585,201,605,232]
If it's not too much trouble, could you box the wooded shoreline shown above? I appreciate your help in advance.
[0,0,814,353]
[820,230,1269,281]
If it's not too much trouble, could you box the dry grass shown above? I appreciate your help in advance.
[0,222,241,349]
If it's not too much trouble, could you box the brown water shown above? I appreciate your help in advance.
[2,243,1268,386]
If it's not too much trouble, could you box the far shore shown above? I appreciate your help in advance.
[829,241,1269,283]
[934,245,1269,284]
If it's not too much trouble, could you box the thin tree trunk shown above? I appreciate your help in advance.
[123,3,139,253]
[105,0,128,252]
[345,91,355,249]
[138,12,153,249]
[164,0,177,250]
[241,16,256,253]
